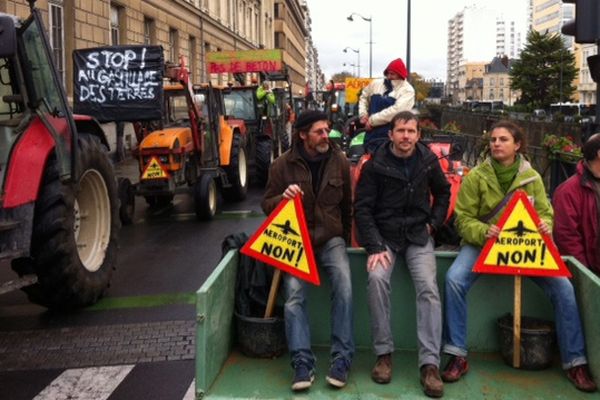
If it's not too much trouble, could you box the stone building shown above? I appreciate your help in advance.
[3,0,312,97]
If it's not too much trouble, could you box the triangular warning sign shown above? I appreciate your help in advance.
[474,190,571,278]
[141,157,168,180]
[241,195,319,285]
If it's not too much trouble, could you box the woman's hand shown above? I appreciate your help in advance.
[537,221,551,236]
[485,224,500,239]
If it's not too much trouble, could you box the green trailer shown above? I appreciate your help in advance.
[195,249,600,399]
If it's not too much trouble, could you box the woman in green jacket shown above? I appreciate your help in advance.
[441,120,596,392]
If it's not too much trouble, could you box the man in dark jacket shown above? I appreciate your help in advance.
[354,111,450,398]
[553,133,600,276]
[262,110,354,392]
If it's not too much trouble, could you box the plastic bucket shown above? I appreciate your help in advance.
[497,314,556,370]
[235,312,287,358]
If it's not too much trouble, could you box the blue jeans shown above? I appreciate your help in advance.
[368,239,442,368]
[283,236,354,370]
[443,244,588,369]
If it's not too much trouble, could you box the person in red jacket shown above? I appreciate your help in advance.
[553,133,600,276]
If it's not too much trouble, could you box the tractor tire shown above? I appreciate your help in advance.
[24,134,119,310]
[255,138,273,187]
[118,177,135,225]
[194,173,218,220]
[223,133,248,201]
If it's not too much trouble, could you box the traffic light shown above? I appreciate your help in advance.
[561,0,600,44]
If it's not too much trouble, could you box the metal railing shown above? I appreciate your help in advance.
[421,128,581,195]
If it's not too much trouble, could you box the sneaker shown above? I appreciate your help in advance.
[420,364,444,398]
[291,363,314,391]
[567,365,598,392]
[441,355,469,383]
[371,353,392,384]
[326,358,350,388]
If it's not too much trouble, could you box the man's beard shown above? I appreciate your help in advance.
[316,142,329,154]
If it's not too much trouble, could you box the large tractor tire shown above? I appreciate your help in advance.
[24,134,119,310]
[194,173,218,221]
[118,177,135,225]
[255,138,273,187]
[223,133,248,201]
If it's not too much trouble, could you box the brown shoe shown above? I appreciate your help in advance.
[441,355,468,383]
[371,353,392,384]
[421,364,444,398]
[567,365,598,392]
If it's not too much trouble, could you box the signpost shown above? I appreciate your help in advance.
[73,45,164,122]
[473,190,571,367]
[241,195,318,317]
[206,49,283,74]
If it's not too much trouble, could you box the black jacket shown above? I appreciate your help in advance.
[354,141,451,254]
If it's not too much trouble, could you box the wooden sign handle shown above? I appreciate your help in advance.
[513,275,522,368]
[264,270,282,318]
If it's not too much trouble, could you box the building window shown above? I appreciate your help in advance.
[169,28,178,62]
[203,42,211,82]
[189,36,196,82]
[49,1,65,84]
[490,77,495,86]
[110,5,121,45]
[500,77,504,86]
[143,17,154,45]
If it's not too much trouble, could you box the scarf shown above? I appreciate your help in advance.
[491,157,520,193]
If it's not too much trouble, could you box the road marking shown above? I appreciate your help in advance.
[183,379,196,400]
[33,365,134,400]
[86,292,196,310]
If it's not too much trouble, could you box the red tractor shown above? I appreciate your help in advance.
[0,3,119,309]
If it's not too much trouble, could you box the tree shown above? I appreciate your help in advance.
[510,30,577,109]
[409,72,432,103]
[330,71,354,83]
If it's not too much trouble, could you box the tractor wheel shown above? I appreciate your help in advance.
[223,133,248,201]
[255,138,273,187]
[194,173,217,220]
[24,134,119,310]
[118,177,135,225]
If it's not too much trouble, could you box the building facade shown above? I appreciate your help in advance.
[456,61,486,103]
[482,56,519,105]
[446,5,513,102]
[3,0,314,98]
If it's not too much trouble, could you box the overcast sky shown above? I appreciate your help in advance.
[304,0,529,81]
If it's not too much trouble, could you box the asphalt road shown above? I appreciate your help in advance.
[0,164,267,400]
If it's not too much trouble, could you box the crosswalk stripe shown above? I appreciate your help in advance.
[33,365,135,400]
[182,379,196,400]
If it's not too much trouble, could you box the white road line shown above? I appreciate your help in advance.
[33,365,135,400]
[182,379,196,400]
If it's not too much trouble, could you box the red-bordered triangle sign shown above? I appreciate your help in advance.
[241,195,320,285]
[473,190,571,278]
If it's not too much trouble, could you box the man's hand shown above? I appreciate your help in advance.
[485,224,500,239]
[283,184,304,200]
[360,115,369,125]
[367,251,392,272]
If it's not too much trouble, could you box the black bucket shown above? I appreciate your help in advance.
[497,314,556,370]
[235,312,287,358]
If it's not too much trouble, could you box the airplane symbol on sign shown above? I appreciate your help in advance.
[504,220,536,237]
[273,220,299,236]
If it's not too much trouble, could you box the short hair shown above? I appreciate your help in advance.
[390,111,419,130]
[489,120,527,154]
[583,133,600,161]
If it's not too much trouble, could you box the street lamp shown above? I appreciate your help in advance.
[347,13,372,78]
[343,47,361,77]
